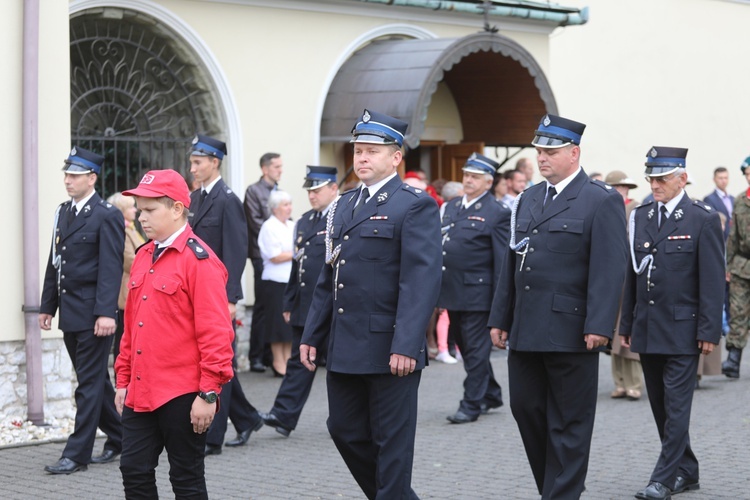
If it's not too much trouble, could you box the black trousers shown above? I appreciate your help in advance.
[447,310,503,417]
[508,350,599,500]
[206,326,261,447]
[640,353,700,485]
[327,370,421,500]
[62,329,122,464]
[270,326,324,429]
[249,257,271,364]
[120,393,208,500]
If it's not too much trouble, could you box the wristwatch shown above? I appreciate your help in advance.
[198,391,218,404]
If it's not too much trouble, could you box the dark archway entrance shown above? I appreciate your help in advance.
[70,8,226,197]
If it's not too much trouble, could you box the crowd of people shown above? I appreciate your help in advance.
[36,109,749,500]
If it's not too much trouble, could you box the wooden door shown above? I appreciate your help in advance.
[437,142,485,182]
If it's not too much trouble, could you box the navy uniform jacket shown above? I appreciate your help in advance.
[619,195,724,354]
[488,169,628,351]
[703,190,732,240]
[438,191,510,311]
[302,176,442,374]
[188,178,247,304]
[41,193,125,332]
[283,208,328,328]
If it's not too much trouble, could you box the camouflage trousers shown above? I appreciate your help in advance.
[728,274,750,349]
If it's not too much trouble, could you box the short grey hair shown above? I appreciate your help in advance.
[268,189,292,211]
[441,181,463,201]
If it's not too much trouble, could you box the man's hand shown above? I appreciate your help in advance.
[390,354,416,377]
[490,328,508,349]
[584,333,609,350]
[620,335,631,348]
[94,316,116,337]
[282,311,291,324]
[698,340,716,356]
[39,313,53,331]
[115,388,127,415]
[228,302,237,320]
[190,396,215,434]
[300,344,317,372]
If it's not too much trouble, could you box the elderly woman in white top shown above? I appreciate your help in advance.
[258,190,295,376]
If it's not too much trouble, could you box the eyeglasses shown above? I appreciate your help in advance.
[645,174,677,184]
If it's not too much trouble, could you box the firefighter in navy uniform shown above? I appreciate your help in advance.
[440,153,510,424]
[300,109,442,499]
[620,147,724,500]
[260,166,339,437]
[186,134,264,455]
[40,147,124,474]
[488,114,629,499]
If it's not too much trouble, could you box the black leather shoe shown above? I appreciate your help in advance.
[90,449,119,464]
[722,346,742,378]
[44,457,87,474]
[635,481,672,500]
[260,412,292,437]
[480,400,503,415]
[204,444,222,456]
[446,410,478,424]
[250,360,267,373]
[225,418,264,447]
[673,476,699,494]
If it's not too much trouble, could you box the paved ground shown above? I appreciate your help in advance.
[1,334,748,499]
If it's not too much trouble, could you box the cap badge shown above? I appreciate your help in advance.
[674,208,684,221]
[306,166,311,175]
[377,192,388,202]
[543,115,551,127]
[647,208,654,220]
[71,147,77,156]
[140,173,155,185]
[468,152,477,161]
[650,147,658,158]
[363,111,371,123]
[192,136,199,145]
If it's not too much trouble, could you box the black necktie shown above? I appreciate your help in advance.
[543,186,557,212]
[152,245,166,264]
[659,205,668,230]
[197,190,208,212]
[66,205,77,226]
[353,187,370,217]
[314,211,322,224]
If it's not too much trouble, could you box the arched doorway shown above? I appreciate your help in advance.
[70,7,228,197]
[321,32,557,182]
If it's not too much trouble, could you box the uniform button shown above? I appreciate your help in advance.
[300,269,305,273]
[446,237,450,241]
[677,245,682,250]
[337,308,344,314]
[649,300,654,306]
[136,350,142,354]
[61,275,65,280]
[574,307,579,311]
[471,223,475,227]
[131,281,136,286]
[652,248,657,254]
[62,246,66,250]
[373,229,378,234]
[442,251,446,256]
[442,266,446,271]
[138,322,144,327]
[62,260,66,265]
[149,269,154,274]
[305,241,310,246]
[524,286,530,291]
[136,375,141,380]
[563,224,568,229]
[338,283,344,289]
[142,295,147,300]
[300,282,306,287]
[529,247,535,253]
[343,235,349,241]
[62,289,67,294]
[692,313,696,318]
[82,236,86,241]
[451,223,455,227]
[525,267,531,272]
[478,278,483,283]
[340,259,346,265]
[532,229,538,235]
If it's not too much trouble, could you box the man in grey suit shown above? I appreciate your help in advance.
[489,114,628,499]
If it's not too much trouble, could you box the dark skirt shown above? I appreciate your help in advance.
[263,280,293,343]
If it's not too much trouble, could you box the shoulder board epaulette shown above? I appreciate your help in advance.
[590,179,613,192]
[135,240,152,254]
[635,199,654,210]
[340,187,359,197]
[401,184,424,197]
[186,238,209,259]
[693,200,713,212]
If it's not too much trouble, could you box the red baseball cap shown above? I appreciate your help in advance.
[123,169,191,208]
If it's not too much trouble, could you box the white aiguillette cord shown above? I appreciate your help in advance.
[629,208,654,288]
